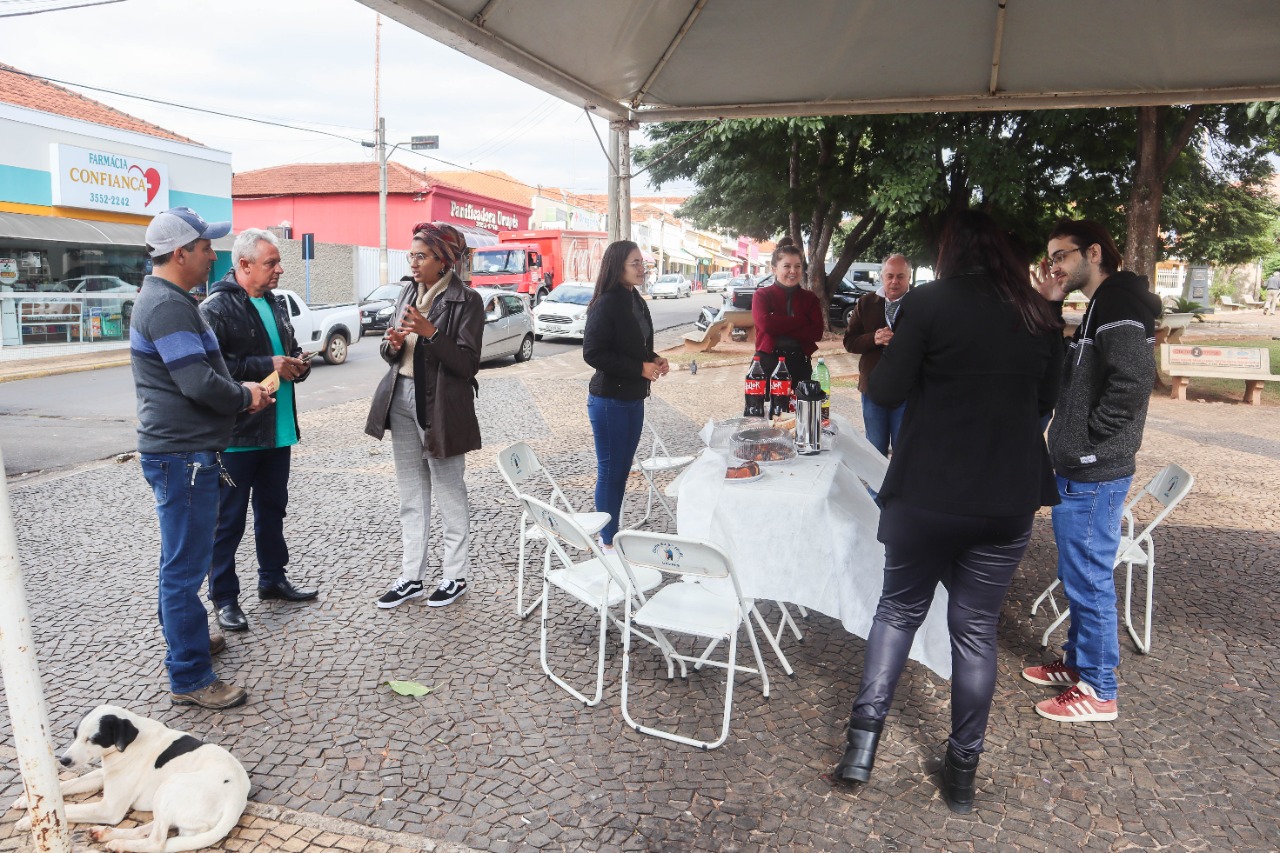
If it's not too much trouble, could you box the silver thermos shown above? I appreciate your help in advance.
[794,379,825,455]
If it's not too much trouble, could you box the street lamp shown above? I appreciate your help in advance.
[361,119,438,287]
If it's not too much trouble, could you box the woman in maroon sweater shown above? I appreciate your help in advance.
[751,240,824,383]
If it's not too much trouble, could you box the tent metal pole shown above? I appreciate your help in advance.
[0,445,71,853]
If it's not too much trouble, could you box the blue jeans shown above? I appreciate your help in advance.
[1051,475,1132,700]
[209,447,292,608]
[862,395,905,457]
[587,394,646,545]
[141,451,221,694]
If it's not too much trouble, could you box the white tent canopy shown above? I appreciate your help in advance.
[358,0,1280,121]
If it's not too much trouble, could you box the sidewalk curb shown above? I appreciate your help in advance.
[0,355,131,384]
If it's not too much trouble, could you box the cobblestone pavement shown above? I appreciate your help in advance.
[2,328,1278,852]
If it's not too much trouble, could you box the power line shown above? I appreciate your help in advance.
[0,0,127,19]
[3,67,367,144]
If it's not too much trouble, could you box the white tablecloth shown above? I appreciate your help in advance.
[677,416,953,679]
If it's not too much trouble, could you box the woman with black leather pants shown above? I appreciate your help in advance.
[833,211,1063,814]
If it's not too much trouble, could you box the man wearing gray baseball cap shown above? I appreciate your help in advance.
[131,206,273,710]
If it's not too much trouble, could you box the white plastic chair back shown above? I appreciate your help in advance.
[496,442,571,511]
[521,493,598,555]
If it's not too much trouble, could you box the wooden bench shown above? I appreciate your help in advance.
[1161,343,1279,405]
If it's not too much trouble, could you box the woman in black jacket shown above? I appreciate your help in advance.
[581,241,669,550]
[833,210,1064,814]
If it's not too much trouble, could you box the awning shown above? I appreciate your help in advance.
[0,211,235,251]
[686,246,714,261]
[711,251,738,268]
[448,222,501,248]
[663,247,698,265]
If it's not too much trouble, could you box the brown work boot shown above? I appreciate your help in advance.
[171,679,248,709]
[209,632,226,655]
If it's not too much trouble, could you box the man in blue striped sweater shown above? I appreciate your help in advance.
[131,207,273,710]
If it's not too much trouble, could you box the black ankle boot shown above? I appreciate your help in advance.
[833,717,883,783]
[942,747,979,814]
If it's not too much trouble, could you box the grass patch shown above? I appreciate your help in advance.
[1167,337,1280,405]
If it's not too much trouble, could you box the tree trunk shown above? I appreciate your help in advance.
[1123,105,1204,288]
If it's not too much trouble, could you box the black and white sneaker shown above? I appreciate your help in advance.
[377,579,424,609]
[427,578,467,607]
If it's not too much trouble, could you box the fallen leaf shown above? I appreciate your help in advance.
[385,680,434,697]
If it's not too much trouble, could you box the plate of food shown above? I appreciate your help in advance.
[724,460,764,483]
[730,427,798,465]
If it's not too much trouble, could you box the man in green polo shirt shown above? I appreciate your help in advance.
[201,228,319,634]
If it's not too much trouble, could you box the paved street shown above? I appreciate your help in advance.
[0,291,721,477]
[2,314,1278,852]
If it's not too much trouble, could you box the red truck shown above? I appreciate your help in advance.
[469,229,608,303]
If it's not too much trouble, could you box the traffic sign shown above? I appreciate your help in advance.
[411,136,439,150]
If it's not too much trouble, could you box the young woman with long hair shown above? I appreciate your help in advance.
[581,240,669,550]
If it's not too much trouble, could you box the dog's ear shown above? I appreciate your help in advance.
[90,714,140,753]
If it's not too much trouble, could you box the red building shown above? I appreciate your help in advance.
[232,162,532,249]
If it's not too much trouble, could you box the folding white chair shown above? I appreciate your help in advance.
[521,495,667,707]
[496,442,611,619]
[1032,463,1194,654]
[614,530,774,750]
[631,421,695,528]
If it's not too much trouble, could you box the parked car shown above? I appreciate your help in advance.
[359,282,405,333]
[532,282,592,341]
[730,274,773,311]
[275,289,362,364]
[475,286,535,363]
[828,276,879,326]
[706,271,733,293]
[651,273,692,299]
[62,275,139,326]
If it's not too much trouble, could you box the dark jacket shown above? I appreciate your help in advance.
[364,272,484,459]
[752,282,824,357]
[842,292,895,394]
[199,272,309,448]
[582,287,656,400]
[870,273,1064,517]
[1048,271,1161,482]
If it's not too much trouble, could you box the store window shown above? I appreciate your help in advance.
[0,240,146,346]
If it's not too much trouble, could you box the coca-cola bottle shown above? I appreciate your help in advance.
[744,356,767,417]
[769,358,792,418]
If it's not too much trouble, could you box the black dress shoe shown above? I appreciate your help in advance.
[834,716,884,783]
[258,579,319,602]
[216,603,249,632]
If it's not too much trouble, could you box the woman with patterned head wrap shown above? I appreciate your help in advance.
[365,222,485,608]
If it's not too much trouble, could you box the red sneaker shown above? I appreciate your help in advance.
[1035,682,1117,723]
[1022,659,1080,687]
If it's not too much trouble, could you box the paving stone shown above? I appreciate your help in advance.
[1,334,1278,851]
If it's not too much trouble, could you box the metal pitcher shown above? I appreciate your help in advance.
[794,379,825,455]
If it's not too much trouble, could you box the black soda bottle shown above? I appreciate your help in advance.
[769,358,792,418]
[744,356,767,417]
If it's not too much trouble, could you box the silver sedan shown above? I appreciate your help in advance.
[474,286,535,363]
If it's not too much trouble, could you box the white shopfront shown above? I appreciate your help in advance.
[0,101,232,356]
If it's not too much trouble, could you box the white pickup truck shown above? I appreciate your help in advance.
[275,290,362,364]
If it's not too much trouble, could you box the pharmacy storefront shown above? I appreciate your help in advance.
[0,101,232,355]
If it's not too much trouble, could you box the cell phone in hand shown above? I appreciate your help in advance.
[300,352,319,363]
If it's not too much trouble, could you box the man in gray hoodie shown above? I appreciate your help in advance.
[131,207,272,710]
[1024,219,1161,724]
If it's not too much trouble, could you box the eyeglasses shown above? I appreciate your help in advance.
[406,252,430,264]
[1047,247,1085,268]
[625,260,646,268]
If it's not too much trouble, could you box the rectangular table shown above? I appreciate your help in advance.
[676,416,953,679]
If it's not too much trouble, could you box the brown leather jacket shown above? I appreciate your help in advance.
[364,272,484,458]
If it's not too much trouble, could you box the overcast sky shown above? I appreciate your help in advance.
[4,0,691,196]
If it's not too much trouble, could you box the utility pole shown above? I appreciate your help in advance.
[377,117,388,288]
[615,120,633,243]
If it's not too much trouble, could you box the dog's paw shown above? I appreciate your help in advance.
[11,794,27,810]
[14,815,31,833]
[106,840,135,852]
[90,826,113,842]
